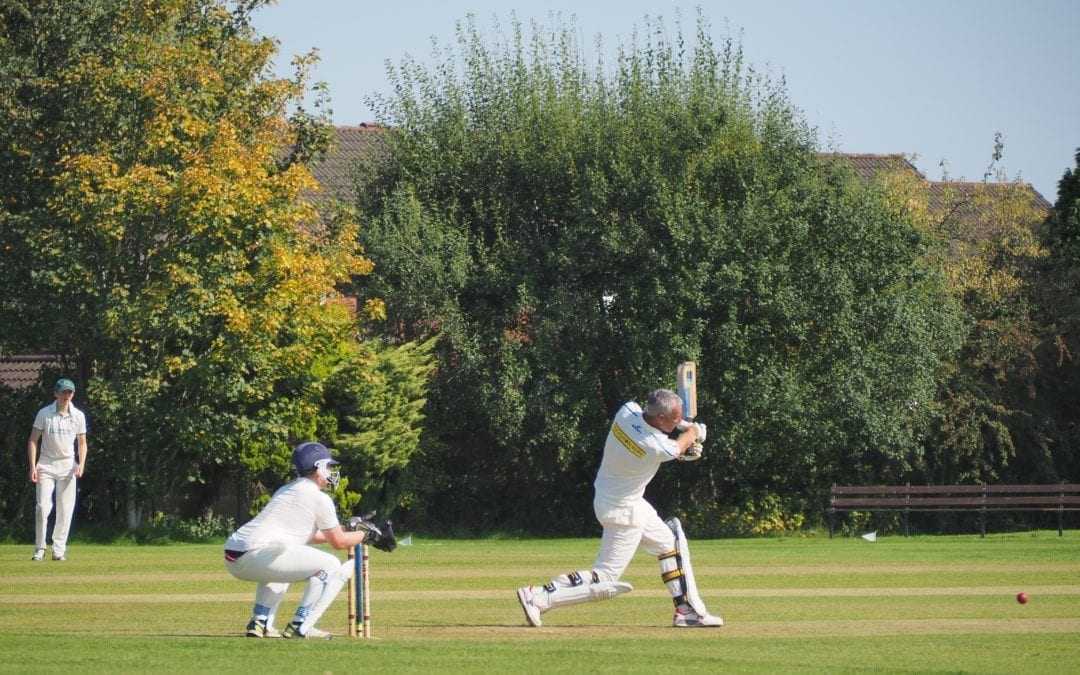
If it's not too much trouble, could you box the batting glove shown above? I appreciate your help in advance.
[694,422,707,443]
[679,442,704,462]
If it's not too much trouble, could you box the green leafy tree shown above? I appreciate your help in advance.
[880,145,1057,486]
[1048,149,1080,261]
[0,384,47,538]
[321,337,437,517]
[0,0,421,527]
[1032,148,1080,482]
[356,12,963,534]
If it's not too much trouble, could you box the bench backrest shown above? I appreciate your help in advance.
[832,484,1080,496]
[830,484,1080,510]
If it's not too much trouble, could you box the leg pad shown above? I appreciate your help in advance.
[538,569,633,611]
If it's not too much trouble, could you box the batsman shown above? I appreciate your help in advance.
[516,385,722,628]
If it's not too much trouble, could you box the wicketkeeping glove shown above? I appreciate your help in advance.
[368,520,397,552]
[347,515,374,532]
[347,516,397,552]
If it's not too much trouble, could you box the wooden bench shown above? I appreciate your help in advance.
[828,483,1080,538]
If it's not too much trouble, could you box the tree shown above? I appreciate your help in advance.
[1047,149,1080,261]
[0,0,417,528]
[355,12,963,534]
[1032,148,1080,483]
[321,337,437,518]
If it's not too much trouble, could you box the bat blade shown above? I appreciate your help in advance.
[676,361,697,420]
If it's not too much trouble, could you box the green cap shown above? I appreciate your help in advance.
[54,378,76,393]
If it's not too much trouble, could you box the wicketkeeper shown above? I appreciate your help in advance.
[223,441,396,639]
[516,389,722,627]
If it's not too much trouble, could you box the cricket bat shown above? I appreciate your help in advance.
[676,361,697,420]
[676,361,703,460]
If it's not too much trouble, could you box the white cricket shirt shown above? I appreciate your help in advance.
[33,402,87,465]
[593,401,679,505]
[225,477,339,551]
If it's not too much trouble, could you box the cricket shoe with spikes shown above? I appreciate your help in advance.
[516,586,543,627]
[282,622,332,640]
[673,606,724,628]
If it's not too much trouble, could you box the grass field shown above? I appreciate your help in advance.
[2,531,1079,673]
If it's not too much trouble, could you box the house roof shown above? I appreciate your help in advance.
[820,152,1051,216]
[925,180,1052,214]
[317,133,1052,218]
[0,354,59,391]
[307,124,389,202]
[819,153,927,182]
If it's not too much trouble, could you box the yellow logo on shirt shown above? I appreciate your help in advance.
[612,423,646,458]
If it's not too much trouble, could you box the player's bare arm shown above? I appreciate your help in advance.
[27,427,41,482]
[75,433,87,478]
[673,425,701,456]
[312,525,367,550]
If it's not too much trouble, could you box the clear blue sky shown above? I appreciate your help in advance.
[253,0,1079,202]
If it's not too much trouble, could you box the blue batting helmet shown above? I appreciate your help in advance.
[292,441,339,475]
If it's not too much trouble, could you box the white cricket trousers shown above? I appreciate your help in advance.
[225,544,352,632]
[35,461,77,557]
[592,497,676,580]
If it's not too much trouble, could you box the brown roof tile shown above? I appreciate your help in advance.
[819,153,927,182]
[0,354,60,390]
[925,180,1052,214]
[308,124,390,203]
[821,153,1051,228]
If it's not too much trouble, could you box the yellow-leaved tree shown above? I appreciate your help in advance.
[0,0,430,532]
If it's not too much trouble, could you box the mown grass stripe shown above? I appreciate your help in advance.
[5,562,1079,586]
[4,585,1080,603]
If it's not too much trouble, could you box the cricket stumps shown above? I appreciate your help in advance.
[347,543,372,638]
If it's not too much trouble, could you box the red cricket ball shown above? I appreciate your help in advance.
[1016,592,1029,604]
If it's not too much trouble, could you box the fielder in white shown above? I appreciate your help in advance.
[516,389,722,628]
[27,378,87,562]
[224,441,396,639]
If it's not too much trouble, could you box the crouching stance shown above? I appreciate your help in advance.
[223,442,396,639]
[516,390,722,628]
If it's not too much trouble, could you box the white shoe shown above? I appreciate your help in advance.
[52,553,66,561]
[516,586,543,627]
[283,622,332,640]
[31,549,45,561]
[673,608,724,627]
